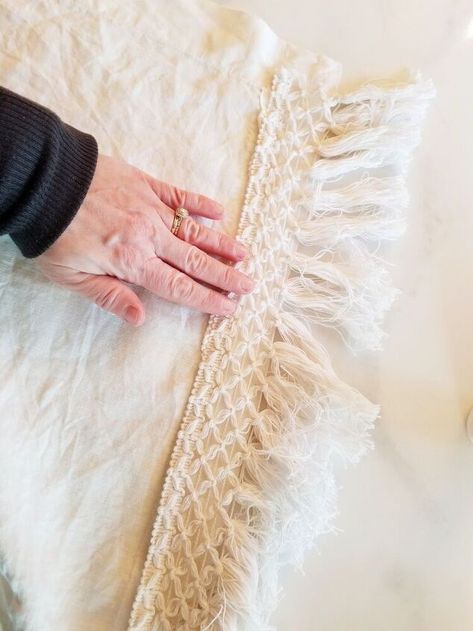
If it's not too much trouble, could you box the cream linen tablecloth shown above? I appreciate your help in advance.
[0,1,433,629]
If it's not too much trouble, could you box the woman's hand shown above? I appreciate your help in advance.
[37,154,255,326]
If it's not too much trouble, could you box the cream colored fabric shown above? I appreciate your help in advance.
[0,2,312,628]
[0,1,433,630]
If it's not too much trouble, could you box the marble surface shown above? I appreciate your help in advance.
[219,1,473,629]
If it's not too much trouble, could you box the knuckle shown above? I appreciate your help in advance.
[95,285,122,311]
[222,264,235,287]
[141,264,159,289]
[232,240,244,259]
[184,245,207,276]
[216,231,225,250]
[168,272,195,301]
[185,218,201,242]
[169,187,185,209]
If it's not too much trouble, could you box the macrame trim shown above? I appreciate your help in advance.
[127,65,434,631]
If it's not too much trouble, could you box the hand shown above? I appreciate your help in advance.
[37,154,255,326]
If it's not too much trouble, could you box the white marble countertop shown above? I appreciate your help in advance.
[221,1,473,629]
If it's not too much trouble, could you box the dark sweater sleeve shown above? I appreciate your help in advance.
[0,86,98,257]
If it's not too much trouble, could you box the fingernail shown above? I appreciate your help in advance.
[223,301,236,315]
[236,245,247,259]
[241,277,255,292]
[125,305,141,325]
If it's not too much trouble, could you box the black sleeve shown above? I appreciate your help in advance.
[0,86,98,257]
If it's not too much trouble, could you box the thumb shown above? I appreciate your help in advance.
[73,273,145,326]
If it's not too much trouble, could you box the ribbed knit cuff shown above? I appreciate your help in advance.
[0,87,98,258]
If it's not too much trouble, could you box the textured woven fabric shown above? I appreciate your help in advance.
[0,1,434,630]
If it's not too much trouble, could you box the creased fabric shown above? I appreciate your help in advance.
[0,1,433,630]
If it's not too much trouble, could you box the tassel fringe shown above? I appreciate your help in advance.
[127,65,434,630]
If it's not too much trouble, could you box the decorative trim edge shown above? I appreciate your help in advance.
[127,64,435,631]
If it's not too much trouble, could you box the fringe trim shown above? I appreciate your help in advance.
[127,65,434,631]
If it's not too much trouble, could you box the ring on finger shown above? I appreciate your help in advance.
[171,206,189,237]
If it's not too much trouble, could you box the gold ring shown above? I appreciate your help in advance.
[171,206,189,237]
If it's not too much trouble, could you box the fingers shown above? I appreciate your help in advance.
[139,257,238,316]
[159,208,247,262]
[71,273,145,326]
[158,230,255,295]
[147,176,224,220]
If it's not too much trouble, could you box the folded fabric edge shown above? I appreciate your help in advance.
[126,64,435,631]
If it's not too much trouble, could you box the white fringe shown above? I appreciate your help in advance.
[127,66,434,631]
